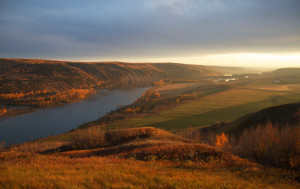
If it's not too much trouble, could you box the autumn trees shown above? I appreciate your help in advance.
[215,133,229,149]
[211,123,300,170]
[228,123,300,169]
[0,107,7,116]
[0,89,95,107]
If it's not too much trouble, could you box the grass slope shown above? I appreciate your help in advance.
[1,152,297,189]
[1,127,298,188]
[193,102,300,135]
[145,93,300,130]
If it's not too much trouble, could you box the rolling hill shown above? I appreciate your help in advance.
[206,65,270,75]
[0,58,222,108]
[182,102,300,137]
[265,68,300,79]
[1,126,298,188]
[261,68,300,84]
[0,58,220,94]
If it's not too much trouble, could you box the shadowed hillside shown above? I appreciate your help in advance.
[178,103,300,142]
[261,68,300,84]
[192,102,300,135]
[177,103,300,169]
[265,68,300,79]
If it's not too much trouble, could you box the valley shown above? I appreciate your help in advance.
[0,59,299,188]
[1,1,299,188]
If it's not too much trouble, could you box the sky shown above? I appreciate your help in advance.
[0,0,299,68]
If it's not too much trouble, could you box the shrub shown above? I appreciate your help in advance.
[177,122,300,170]
[105,127,157,145]
[229,123,300,170]
[71,126,105,149]
[69,127,157,150]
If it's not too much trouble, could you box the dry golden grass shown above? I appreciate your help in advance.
[70,126,105,150]
[7,141,67,153]
[1,127,299,188]
[63,127,283,172]
[67,127,187,151]
[0,151,298,188]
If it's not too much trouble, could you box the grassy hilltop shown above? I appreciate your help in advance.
[1,125,299,188]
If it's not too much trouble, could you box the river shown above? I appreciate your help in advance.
[0,87,148,145]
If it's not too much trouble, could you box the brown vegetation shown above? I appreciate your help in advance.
[179,122,300,170]
[4,141,67,153]
[0,151,297,188]
[229,123,300,170]
[70,126,105,149]
[69,127,162,150]
[65,127,254,170]
[1,126,299,188]
[175,102,300,170]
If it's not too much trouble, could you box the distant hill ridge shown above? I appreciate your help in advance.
[1,58,297,94]
[264,68,300,79]
[0,58,219,93]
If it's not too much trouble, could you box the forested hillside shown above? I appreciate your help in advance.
[0,58,219,93]
[0,58,219,107]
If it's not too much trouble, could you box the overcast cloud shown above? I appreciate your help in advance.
[0,0,299,64]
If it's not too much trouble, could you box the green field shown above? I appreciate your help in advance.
[146,93,300,130]
[101,84,300,130]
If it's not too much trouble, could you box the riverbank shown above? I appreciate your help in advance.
[0,87,149,145]
[0,107,38,120]
[0,87,105,120]
[0,84,155,120]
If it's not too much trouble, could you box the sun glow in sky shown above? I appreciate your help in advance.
[172,53,300,68]
[0,0,299,68]
[87,53,300,68]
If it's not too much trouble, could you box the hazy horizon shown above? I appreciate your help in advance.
[1,0,299,68]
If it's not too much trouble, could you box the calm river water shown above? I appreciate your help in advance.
[0,87,148,145]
